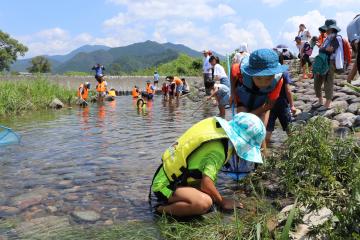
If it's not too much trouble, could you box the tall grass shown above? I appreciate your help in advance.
[0,78,76,115]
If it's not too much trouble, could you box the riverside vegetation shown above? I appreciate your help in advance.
[0,78,75,115]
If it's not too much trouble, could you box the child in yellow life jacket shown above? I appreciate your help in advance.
[150,112,266,217]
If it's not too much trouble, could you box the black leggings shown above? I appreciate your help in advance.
[301,54,312,67]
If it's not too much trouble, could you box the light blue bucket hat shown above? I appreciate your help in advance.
[241,48,288,76]
[216,112,266,164]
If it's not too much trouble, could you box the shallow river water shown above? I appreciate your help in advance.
[0,96,285,238]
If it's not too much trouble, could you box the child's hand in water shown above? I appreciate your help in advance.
[220,198,243,210]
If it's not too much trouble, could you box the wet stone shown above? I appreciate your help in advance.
[71,210,101,223]
[16,216,71,239]
[12,188,49,210]
[0,206,19,216]
[64,193,79,201]
[47,206,58,213]
[49,98,64,109]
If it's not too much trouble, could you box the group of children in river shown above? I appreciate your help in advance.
[150,16,360,218]
[75,16,360,218]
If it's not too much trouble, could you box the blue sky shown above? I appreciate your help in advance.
[1,0,358,58]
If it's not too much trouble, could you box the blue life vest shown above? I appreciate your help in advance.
[237,72,283,111]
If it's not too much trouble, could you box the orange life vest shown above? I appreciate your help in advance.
[146,84,154,94]
[96,81,106,93]
[174,77,182,86]
[317,33,327,47]
[132,88,139,98]
[231,63,243,85]
[77,84,89,100]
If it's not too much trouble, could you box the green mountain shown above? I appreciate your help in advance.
[11,41,223,74]
[11,45,111,72]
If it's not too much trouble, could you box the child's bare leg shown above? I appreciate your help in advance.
[157,187,213,216]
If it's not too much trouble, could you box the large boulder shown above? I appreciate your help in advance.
[334,112,357,127]
[295,112,312,122]
[49,98,64,109]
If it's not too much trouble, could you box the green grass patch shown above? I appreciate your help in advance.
[134,54,203,77]
[63,71,90,76]
[0,77,76,115]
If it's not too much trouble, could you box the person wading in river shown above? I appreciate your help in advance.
[150,112,265,217]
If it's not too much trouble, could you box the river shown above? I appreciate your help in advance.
[0,96,285,238]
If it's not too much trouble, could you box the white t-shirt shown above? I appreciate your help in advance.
[203,56,212,74]
[214,64,227,79]
[298,30,310,42]
[233,52,250,64]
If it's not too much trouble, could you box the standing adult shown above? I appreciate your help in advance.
[233,43,250,64]
[347,14,360,83]
[154,71,160,87]
[313,19,343,110]
[298,23,311,42]
[209,56,230,88]
[203,50,213,95]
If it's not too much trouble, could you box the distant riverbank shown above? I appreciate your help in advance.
[0,75,203,91]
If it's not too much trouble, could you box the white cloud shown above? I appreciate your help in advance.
[103,0,235,28]
[103,13,128,27]
[262,0,286,7]
[335,11,358,38]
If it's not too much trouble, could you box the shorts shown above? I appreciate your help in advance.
[218,93,230,107]
[266,99,291,132]
[301,54,312,67]
[154,81,159,84]
[176,85,183,93]
[97,92,106,98]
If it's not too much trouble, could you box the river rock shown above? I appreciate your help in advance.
[0,206,19,216]
[333,92,347,99]
[49,98,64,109]
[334,127,351,138]
[351,80,360,87]
[71,210,101,223]
[319,109,336,118]
[350,97,360,104]
[12,188,49,210]
[331,120,340,128]
[348,103,360,114]
[331,101,349,113]
[16,216,71,239]
[295,112,312,121]
[46,206,58,213]
[303,207,333,227]
[334,112,357,127]
[354,116,360,128]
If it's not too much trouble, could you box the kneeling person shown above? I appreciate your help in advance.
[151,113,265,217]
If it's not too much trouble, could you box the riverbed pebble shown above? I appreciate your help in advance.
[71,210,101,223]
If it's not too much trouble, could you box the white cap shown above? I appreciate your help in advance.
[239,43,248,53]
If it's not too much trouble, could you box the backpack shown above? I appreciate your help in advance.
[313,53,329,75]
[342,38,352,64]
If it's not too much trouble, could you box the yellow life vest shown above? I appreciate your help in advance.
[108,90,116,97]
[161,117,233,182]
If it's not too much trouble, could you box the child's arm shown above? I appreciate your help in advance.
[207,87,218,100]
[347,58,358,83]
[285,83,296,114]
[251,102,274,116]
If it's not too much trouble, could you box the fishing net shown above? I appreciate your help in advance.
[0,126,21,146]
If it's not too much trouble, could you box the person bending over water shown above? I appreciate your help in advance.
[150,112,265,217]
[205,80,230,119]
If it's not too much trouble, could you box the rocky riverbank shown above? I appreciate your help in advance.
[286,59,360,134]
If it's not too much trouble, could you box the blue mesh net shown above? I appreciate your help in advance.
[0,126,21,146]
